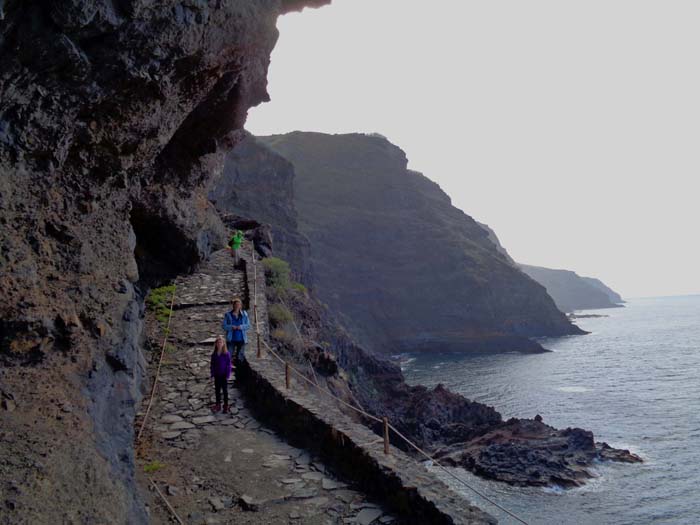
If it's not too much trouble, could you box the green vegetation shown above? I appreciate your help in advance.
[143,460,166,473]
[146,284,176,328]
[262,257,291,294]
[262,257,307,298]
[291,282,307,294]
[268,303,293,327]
[271,327,295,345]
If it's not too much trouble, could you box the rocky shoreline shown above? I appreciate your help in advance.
[249,227,644,492]
[435,418,642,487]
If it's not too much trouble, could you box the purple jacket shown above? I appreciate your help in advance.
[210,351,232,379]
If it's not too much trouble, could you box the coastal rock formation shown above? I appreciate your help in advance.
[271,259,642,489]
[581,276,625,305]
[435,419,641,487]
[519,264,624,313]
[0,1,327,522]
[210,135,641,489]
[253,132,582,354]
[476,223,625,313]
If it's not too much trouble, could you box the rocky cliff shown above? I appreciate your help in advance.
[581,276,625,304]
[520,265,623,313]
[0,1,327,522]
[474,223,625,313]
[256,132,582,354]
[208,132,313,284]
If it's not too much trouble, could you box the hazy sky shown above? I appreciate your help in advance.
[248,0,699,298]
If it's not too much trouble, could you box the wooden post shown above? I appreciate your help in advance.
[285,362,291,389]
[383,417,390,455]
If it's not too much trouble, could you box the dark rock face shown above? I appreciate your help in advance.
[520,264,624,313]
[436,419,641,487]
[0,1,327,522]
[256,132,582,354]
[209,133,313,284]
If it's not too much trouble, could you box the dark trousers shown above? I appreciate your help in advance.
[227,340,245,362]
[214,375,228,405]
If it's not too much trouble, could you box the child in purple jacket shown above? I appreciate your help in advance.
[210,335,232,413]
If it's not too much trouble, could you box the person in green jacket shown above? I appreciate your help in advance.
[228,230,243,266]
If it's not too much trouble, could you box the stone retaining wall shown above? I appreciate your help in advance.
[237,246,496,525]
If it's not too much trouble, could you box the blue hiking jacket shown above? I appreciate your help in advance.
[222,310,251,344]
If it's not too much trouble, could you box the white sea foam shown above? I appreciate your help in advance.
[556,386,589,393]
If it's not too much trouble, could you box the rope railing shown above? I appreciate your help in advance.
[137,287,177,443]
[248,250,529,525]
[149,478,185,525]
[136,288,184,525]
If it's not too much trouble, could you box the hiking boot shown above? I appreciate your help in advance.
[211,404,221,413]
[222,403,230,414]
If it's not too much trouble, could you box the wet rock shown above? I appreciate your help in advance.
[166,485,179,497]
[161,414,184,423]
[301,472,324,482]
[597,442,643,463]
[161,431,182,440]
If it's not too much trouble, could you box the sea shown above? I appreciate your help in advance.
[401,295,700,525]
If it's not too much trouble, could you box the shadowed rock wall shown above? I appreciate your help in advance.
[0,1,327,522]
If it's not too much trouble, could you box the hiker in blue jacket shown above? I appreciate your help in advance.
[222,297,251,364]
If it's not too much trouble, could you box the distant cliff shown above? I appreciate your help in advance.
[519,265,623,313]
[581,276,625,304]
[253,132,581,354]
[474,225,624,313]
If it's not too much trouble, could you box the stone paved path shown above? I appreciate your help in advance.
[137,249,397,525]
